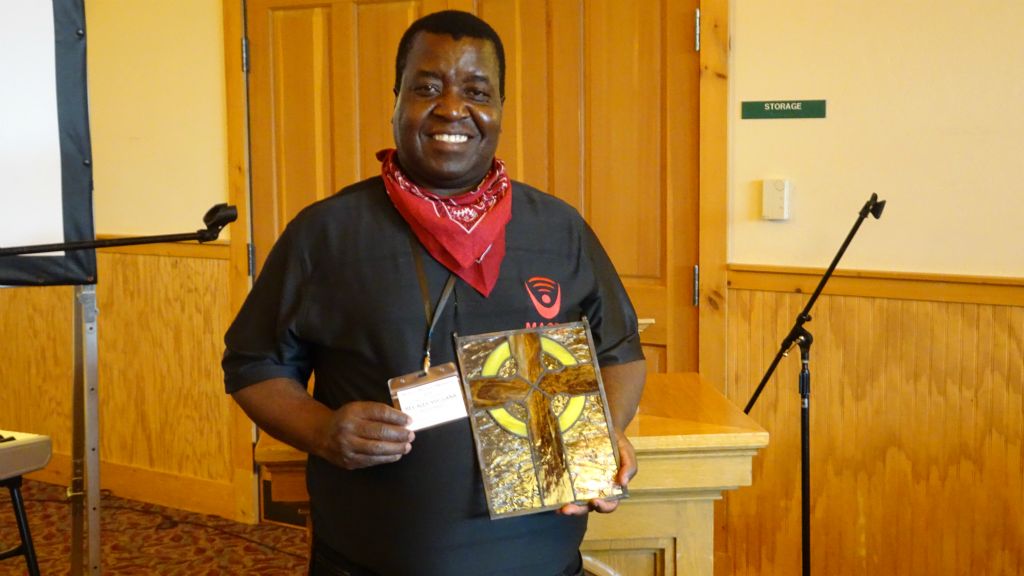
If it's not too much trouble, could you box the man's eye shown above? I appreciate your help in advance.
[413,84,440,96]
[465,88,491,102]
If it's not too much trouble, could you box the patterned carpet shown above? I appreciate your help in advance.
[0,479,308,575]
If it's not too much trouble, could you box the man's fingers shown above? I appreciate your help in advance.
[340,451,406,470]
[360,420,415,443]
[322,401,416,470]
[334,436,413,469]
[342,401,412,426]
[556,498,620,516]
[557,502,589,516]
[337,401,415,443]
[348,436,412,457]
[588,498,619,514]
[616,435,637,486]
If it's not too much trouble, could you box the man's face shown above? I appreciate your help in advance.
[393,32,502,195]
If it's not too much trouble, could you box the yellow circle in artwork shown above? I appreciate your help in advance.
[482,337,587,437]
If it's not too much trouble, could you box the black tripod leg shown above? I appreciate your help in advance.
[5,477,41,576]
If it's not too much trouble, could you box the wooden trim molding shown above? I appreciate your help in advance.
[29,453,243,522]
[698,0,730,388]
[223,0,259,524]
[728,263,1024,307]
[95,234,231,260]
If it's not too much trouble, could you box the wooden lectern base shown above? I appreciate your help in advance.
[254,373,768,576]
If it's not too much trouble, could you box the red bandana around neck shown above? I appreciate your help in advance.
[378,149,512,297]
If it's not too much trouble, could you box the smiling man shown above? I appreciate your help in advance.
[224,11,645,576]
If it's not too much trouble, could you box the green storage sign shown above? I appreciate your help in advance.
[742,100,826,119]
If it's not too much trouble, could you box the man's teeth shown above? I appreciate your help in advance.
[433,134,469,143]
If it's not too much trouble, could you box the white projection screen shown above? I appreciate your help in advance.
[0,0,95,285]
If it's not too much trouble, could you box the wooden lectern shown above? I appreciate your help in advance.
[254,373,768,576]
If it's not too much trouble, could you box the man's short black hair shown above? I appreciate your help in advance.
[394,10,506,100]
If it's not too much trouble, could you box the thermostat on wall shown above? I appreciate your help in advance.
[762,179,791,220]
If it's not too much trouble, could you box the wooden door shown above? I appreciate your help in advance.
[246,0,699,370]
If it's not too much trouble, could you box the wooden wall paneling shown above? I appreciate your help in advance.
[1006,305,1023,576]
[1,248,243,520]
[0,285,75,453]
[95,252,231,480]
[722,286,1024,575]
[97,251,237,517]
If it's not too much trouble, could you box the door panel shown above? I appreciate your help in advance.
[585,0,664,280]
[247,0,699,371]
[352,2,416,179]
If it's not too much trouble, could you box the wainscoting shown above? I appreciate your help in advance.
[0,244,255,522]
[4,250,1021,574]
[718,266,1023,575]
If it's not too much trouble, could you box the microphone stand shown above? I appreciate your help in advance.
[743,193,885,576]
[0,203,236,576]
[0,203,237,257]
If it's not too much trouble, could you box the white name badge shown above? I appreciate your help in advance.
[388,362,468,431]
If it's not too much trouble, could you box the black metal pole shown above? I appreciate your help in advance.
[743,193,886,576]
[799,331,812,576]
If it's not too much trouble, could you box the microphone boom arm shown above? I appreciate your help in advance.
[743,193,885,414]
[0,204,237,258]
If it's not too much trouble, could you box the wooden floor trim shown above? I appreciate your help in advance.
[28,452,246,523]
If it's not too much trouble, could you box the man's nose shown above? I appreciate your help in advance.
[432,91,469,120]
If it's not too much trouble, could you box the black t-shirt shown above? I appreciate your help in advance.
[224,177,643,575]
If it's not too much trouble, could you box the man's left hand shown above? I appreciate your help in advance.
[557,433,637,516]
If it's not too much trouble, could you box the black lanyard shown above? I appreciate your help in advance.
[410,237,456,373]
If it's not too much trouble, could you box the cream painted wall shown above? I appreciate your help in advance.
[729,1,1024,277]
[86,1,229,238]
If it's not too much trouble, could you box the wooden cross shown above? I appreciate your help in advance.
[469,332,598,506]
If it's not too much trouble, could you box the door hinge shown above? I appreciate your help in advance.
[695,9,701,52]
[247,243,256,278]
[692,265,700,307]
[242,36,250,73]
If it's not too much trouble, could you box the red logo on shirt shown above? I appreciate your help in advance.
[525,277,561,320]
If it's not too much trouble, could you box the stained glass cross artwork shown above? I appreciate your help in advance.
[458,323,622,517]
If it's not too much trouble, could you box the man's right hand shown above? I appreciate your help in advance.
[317,401,415,470]
[232,379,415,471]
